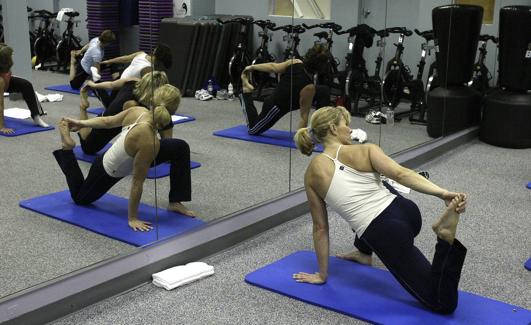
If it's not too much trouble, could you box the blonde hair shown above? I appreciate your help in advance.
[294,106,350,156]
[0,43,14,73]
[153,105,171,130]
[133,71,169,108]
[153,84,181,115]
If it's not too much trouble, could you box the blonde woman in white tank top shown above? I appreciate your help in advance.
[292,106,470,314]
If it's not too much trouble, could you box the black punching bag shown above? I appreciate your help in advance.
[427,5,483,138]
[498,6,531,92]
[432,5,483,86]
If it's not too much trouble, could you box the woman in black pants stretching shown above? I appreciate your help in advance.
[239,44,329,135]
[56,100,195,231]
[293,106,468,314]
[0,44,48,134]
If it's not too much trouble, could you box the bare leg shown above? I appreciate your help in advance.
[77,87,92,140]
[59,119,75,150]
[168,202,197,218]
[432,195,463,245]
[69,50,78,81]
[336,250,373,266]
[241,70,254,93]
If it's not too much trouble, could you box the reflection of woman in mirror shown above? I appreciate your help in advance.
[55,98,195,232]
[78,71,169,154]
[293,106,469,314]
[0,43,49,134]
[239,44,329,135]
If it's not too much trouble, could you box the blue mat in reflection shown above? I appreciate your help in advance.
[526,182,531,190]
[245,251,531,325]
[0,117,54,137]
[525,258,531,271]
[20,191,205,247]
[213,125,323,152]
[86,107,196,125]
[44,84,96,97]
[73,144,201,179]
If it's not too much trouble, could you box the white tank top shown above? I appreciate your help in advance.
[120,52,151,79]
[323,145,396,236]
[103,112,151,177]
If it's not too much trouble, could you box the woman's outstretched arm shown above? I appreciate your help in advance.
[128,139,155,231]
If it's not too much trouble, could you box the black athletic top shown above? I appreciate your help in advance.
[272,63,313,111]
[108,81,173,131]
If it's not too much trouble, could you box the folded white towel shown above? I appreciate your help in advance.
[152,262,214,291]
[35,91,64,103]
[4,108,31,119]
[56,8,74,22]
[171,115,190,123]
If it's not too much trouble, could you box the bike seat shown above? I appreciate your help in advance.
[253,20,275,30]
[376,29,389,38]
[387,27,413,36]
[314,31,328,39]
[414,29,434,41]
[479,34,498,43]
[64,11,80,18]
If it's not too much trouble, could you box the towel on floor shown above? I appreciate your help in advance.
[152,262,214,290]
[4,108,31,119]
[35,91,64,102]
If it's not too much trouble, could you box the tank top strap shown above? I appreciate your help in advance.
[334,145,343,160]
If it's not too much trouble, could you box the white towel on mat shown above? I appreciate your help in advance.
[152,262,214,290]
[4,108,31,119]
[35,91,63,102]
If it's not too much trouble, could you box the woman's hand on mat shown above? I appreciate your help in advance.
[128,219,153,231]
[0,127,15,134]
[293,272,326,284]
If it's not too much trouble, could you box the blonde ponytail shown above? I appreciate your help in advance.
[294,127,315,156]
[154,105,171,129]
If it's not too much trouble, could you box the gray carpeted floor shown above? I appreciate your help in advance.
[0,69,431,299]
[52,140,531,324]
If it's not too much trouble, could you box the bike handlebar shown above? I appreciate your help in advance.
[479,34,498,43]
[271,24,306,34]
[253,19,276,30]
[33,9,55,17]
[216,17,253,25]
[336,24,376,36]
[375,29,389,38]
[386,27,413,36]
[64,11,80,18]
[414,29,434,41]
[302,22,342,32]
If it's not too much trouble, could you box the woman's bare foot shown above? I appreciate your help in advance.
[241,71,255,93]
[59,119,75,150]
[432,195,463,244]
[168,202,197,218]
[80,87,90,110]
[336,250,373,266]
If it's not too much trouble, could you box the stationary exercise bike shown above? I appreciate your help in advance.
[469,34,498,94]
[249,19,277,98]
[56,11,82,72]
[217,17,254,92]
[32,9,59,68]
[393,29,436,124]
[272,24,306,61]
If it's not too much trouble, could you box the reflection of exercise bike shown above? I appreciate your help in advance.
[393,29,436,125]
[217,17,254,92]
[56,11,82,72]
[302,22,343,91]
[340,24,378,116]
[32,9,59,67]
[469,34,498,94]
[249,19,276,97]
[272,24,306,60]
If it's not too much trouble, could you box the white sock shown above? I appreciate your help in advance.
[90,67,101,82]
[33,115,49,128]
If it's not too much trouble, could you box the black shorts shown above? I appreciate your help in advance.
[70,61,89,90]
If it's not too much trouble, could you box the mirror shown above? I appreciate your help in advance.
[0,0,294,300]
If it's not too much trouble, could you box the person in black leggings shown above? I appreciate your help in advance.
[0,44,48,134]
[239,44,329,135]
[293,106,468,314]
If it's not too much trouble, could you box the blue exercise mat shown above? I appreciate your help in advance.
[0,117,54,137]
[73,145,201,179]
[213,125,323,152]
[86,107,196,125]
[526,182,531,190]
[245,251,531,325]
[44,84,96,97]
[20,190,205,247]
[525,258,531,271]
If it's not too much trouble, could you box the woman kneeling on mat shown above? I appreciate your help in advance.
[293,106,468,314]
[0,43,49,134]
[54,100,194,231]
[239,44,329,135]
